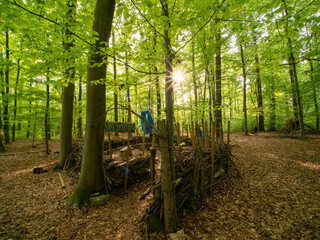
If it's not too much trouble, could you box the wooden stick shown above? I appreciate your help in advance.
[142,122,146,155]
[204,121,209,149]
[108,131,112,158]
[227,120,230,150]
[211,121,216,191]
[150,147,156,182]
[176,123,181,146]
[191,122,196,148]
[58,172,66,188]
[124,140,130,192]
[152,134,155,149]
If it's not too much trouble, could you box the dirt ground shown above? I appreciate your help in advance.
[0,133,319,240]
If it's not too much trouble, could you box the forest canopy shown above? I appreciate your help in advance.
[0,0,319,143]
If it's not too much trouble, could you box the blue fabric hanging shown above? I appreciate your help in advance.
[141,110,155,135]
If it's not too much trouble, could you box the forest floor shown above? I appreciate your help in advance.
[0,132,319,240]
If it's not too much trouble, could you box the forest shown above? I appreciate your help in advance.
[1,0,320,239]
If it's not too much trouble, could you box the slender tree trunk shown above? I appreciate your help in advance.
[215,20,222,139]
[4,29,10,144]
[309,60,319,132]
[192,41,198,122]
[210,66,215,131]
[12,58,20,142]
[0,61,6,152]
[255,53,264,131]
[126,51,132,138]
[58,0,76,168]
[32,104,37,146]
[153,31,161,121]
[68,0,115,206]
[113,32,118,136]
[161,0,177,232]
[270,77,276,131]
[78,77,83,138]
[27,82,32,139]
[240,44,248,135]
[45,71,50,155]
[282,0,305,138]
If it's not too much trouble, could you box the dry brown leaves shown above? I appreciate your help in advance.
[1,133,320,239]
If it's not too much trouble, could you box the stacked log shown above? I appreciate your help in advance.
[63,140,151,189]
[104,155,151,189]
[141,138,230,232]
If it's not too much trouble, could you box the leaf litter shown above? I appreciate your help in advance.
[0,133,319,239]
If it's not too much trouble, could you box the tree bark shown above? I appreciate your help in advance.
[0,58,6,152]
[282,0,305,138]
[309,60,319,133]
[240,44,248,135]
[215,20,223,139]
[45,71,50,155]
[12,58,20,142]
[77,77,83,138]
[27,82,32,139]
[161,0,177,233]
[192,41,198,122]
[58,0,76,168]
[113,31,118,137]
[255,53,264,132]
[269,77,276,131]
[4,29,10,144]
[153,31,161,122]
[68,0,115,206]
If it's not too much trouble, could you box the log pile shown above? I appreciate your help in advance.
[63,140,151,189]
[279,119,300,134]
[279,119,318,136]
[141,138,230,232]
[104,154,151,189]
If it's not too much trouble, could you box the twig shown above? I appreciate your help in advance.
[58,173,66,188]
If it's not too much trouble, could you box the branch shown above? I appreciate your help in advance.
[129,0,166,41]
[114,104,159,135]
[174,0,227,55]
[6,0,165,75]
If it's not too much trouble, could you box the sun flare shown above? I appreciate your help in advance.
[173,71,184,85]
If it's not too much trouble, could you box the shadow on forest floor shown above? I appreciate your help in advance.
[0,133,319,239]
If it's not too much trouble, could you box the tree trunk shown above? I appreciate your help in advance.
[269,77,276,131]
[215,20,223,139]
[68,0,115,206]
[282,0,305,138]
[0,60,6,152]
[12,58,20,142]
[161,0,177,232]
[192,41,198,122]
[113,31,118,137]
[126,51,132,138]
[309,60,319,132]
[58,0,76,168]
[4,29,10,144]
[153,31,161,122]
[240,44,248,135]
[78,77,83,138]
[45,71,50,155]
[255,53,264,132]
[27,82,32,139]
